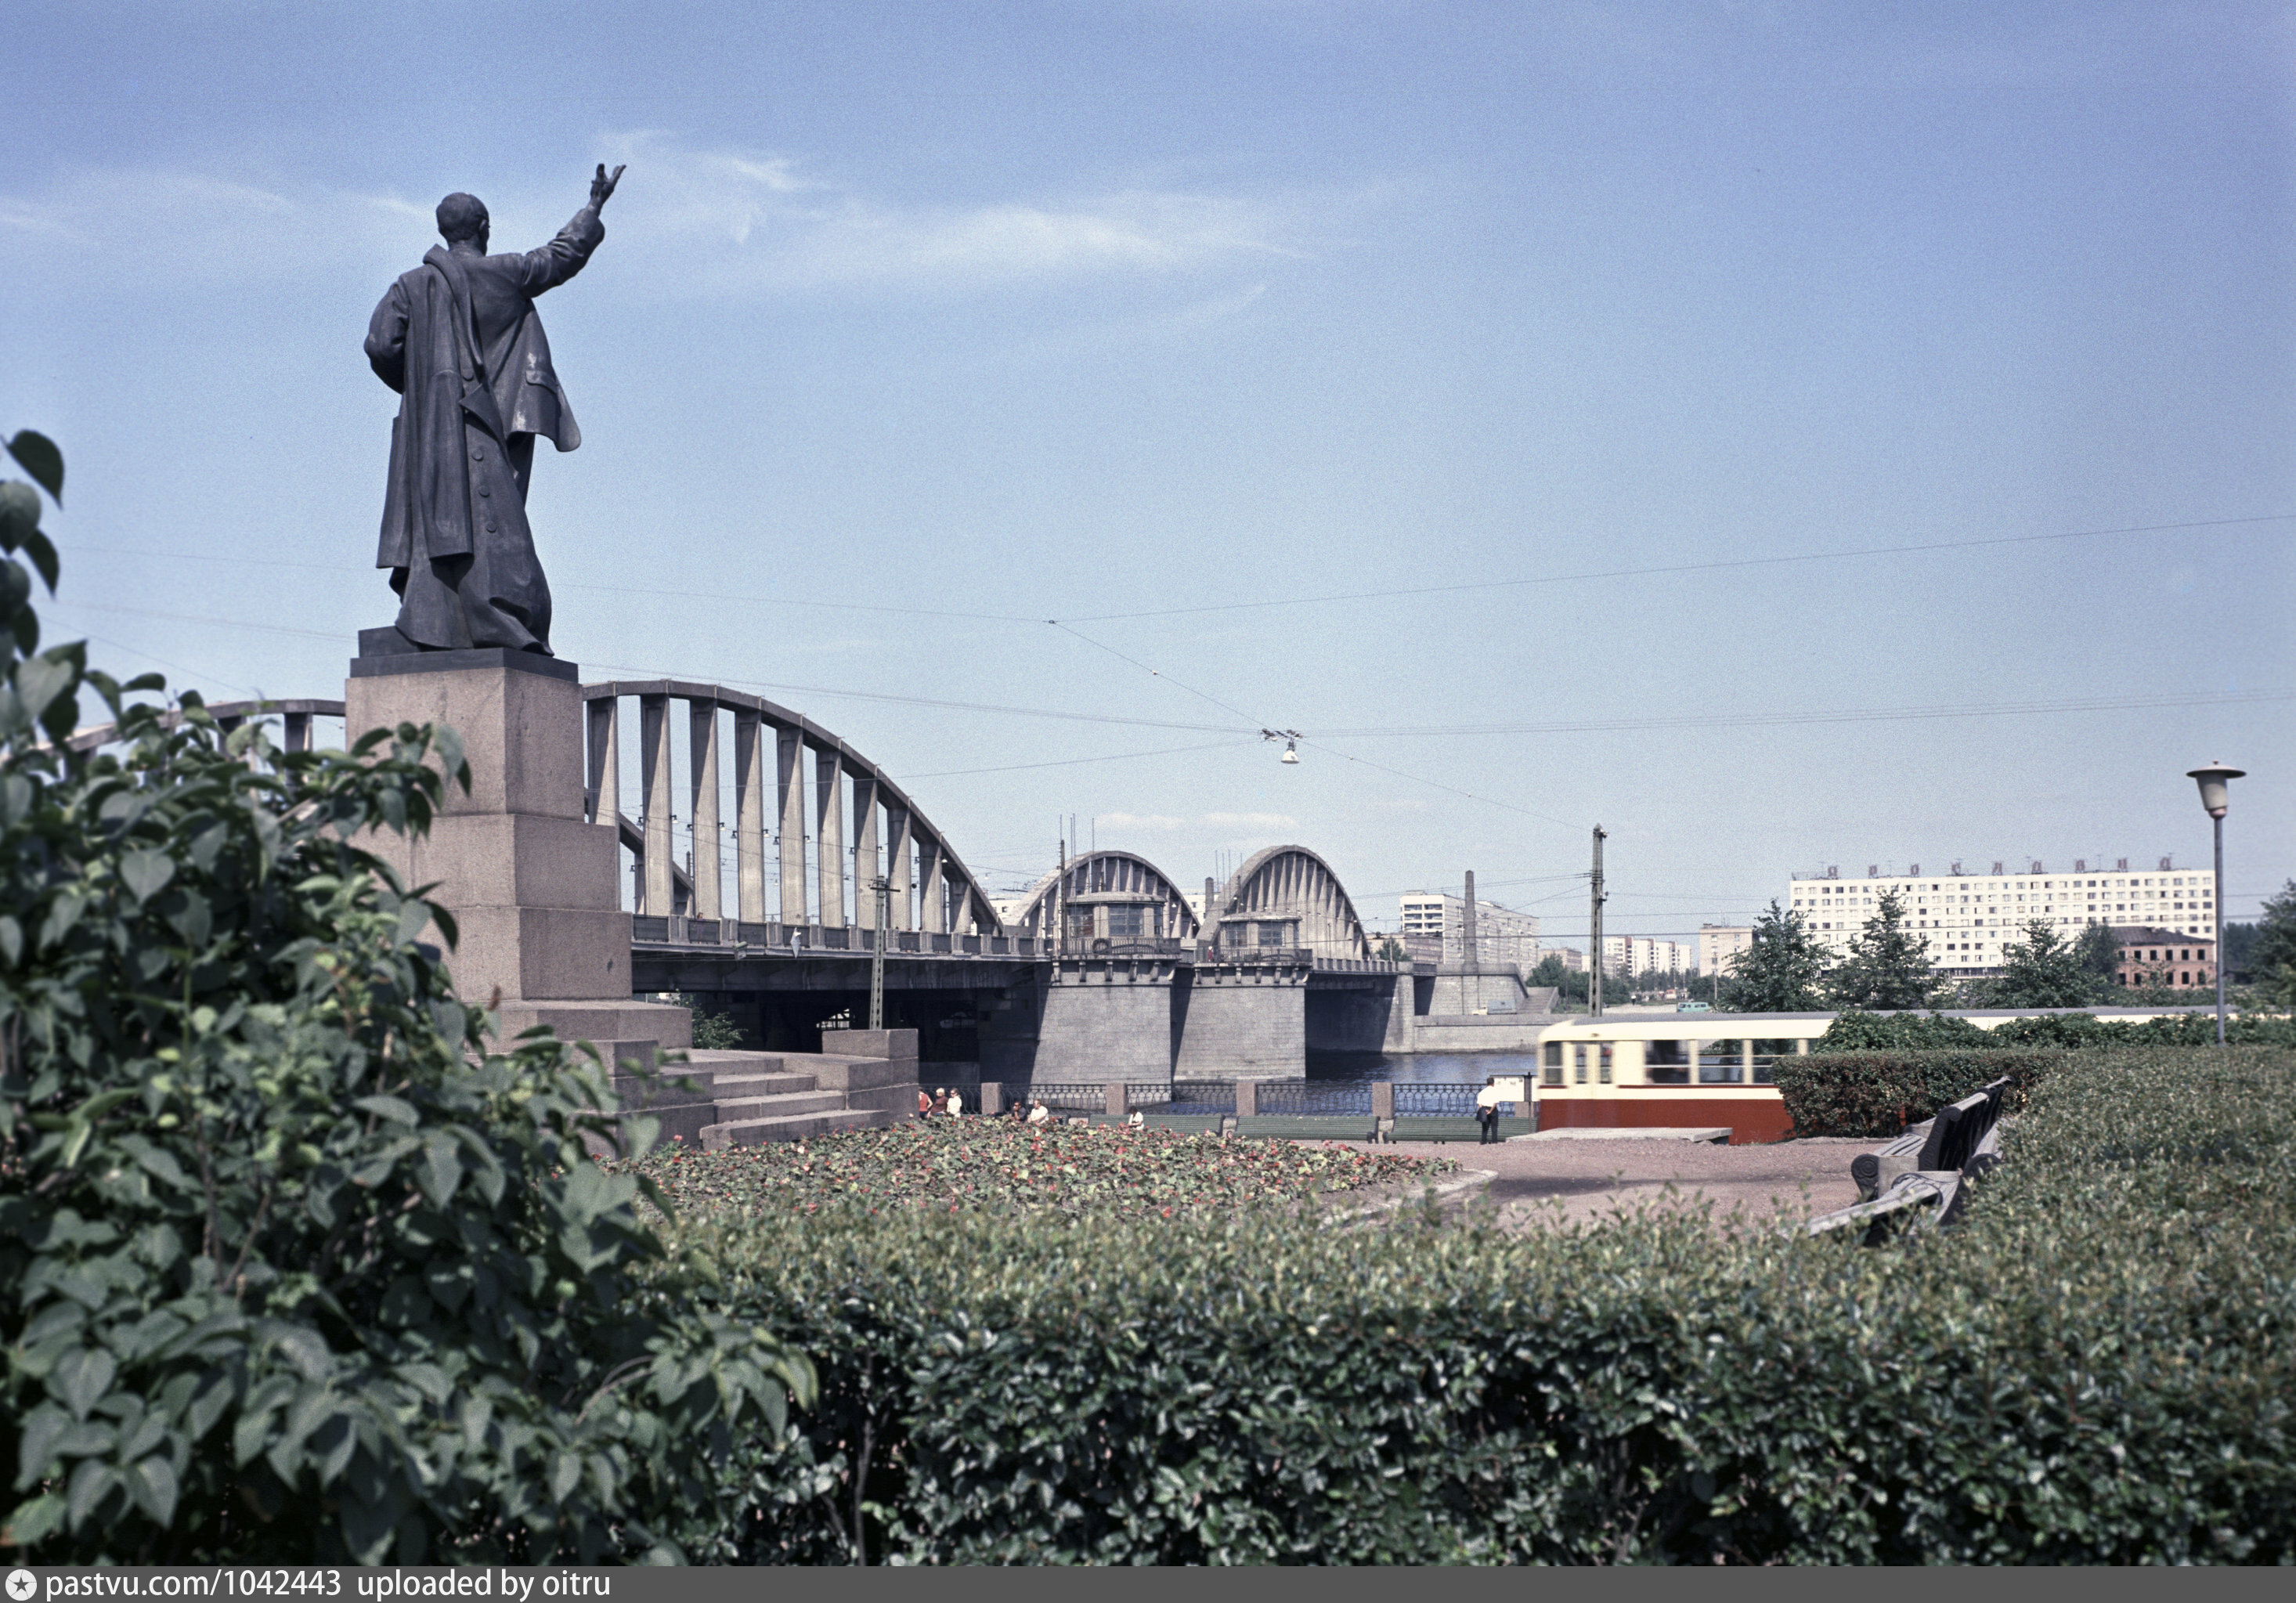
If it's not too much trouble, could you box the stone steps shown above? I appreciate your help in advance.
[590,1031,922,1154]
[707,1071,821,1099]
[701,1106,897,1149]
[711,1088,848,1121]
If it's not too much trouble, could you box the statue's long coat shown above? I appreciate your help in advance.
[365,207,603,652]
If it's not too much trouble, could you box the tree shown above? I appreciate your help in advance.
[2247,879,2296,1007]
[1528,957,1627,1009]
[2074,919,2121,993]
[1374,935,1408,964]
[1719,901,1831,1013]
[1817,1009,1995,1051]
[1993,917,2102,1008]
[0,434,809,1562]
[1825,889,1937,1010]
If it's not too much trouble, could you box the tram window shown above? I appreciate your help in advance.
[1699,1039,1745,1085]
[1599,1044,1613,1085]
[1646,1038,1690,1085]
[1573,1045,1588,1084]
[1751,1038,1795,1085]
[1543,1042,1565,1086]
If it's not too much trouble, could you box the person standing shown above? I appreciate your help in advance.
[1475,1077,1503,1144]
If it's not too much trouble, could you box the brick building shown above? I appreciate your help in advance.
[2111,926,2215,991]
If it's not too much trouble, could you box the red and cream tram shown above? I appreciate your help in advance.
[1532,1008,2219,1143]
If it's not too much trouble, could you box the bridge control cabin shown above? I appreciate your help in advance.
[1535,1007,2230,1143]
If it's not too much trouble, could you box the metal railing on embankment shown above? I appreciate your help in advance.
[969,1080,1491,1121]
[1806,1076,2012,1243]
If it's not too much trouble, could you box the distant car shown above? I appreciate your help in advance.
[1676,1001,1713,1012]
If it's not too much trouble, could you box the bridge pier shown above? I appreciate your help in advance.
[1172,958,1308,1079]
[1030,955,1180,1086]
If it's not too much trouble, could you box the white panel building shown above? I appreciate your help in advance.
[1399,892,1540,967]
[1600,935,1689,977]
[1788,857,2216,976]
[1699,924,1753,978]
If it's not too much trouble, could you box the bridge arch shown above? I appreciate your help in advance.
[1208,844,1371,961]
[582,680,1003,937]
[1007,850,1201,946]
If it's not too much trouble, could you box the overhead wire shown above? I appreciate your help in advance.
[62,507,2288,632]
[1309,688,2296,738]
[901,737,1262,779]
[43,601,2290,758]
[1049,513,2296,623]
[578,659,1244,734]
[1044,621,1269,726]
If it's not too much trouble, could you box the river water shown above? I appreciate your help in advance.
[1307,1050,1540,1085]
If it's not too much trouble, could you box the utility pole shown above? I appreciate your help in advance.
[868,876,889,1031]
[1590,825,1608,1017]
[1055,832,1068,955]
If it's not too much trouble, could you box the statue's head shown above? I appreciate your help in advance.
[435,193,490,252]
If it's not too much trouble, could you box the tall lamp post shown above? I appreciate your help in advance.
[2186,761,2244,1046]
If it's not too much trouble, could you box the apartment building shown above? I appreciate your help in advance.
[1600,934,1690,978]
[1699,924,1753,979]
[1788,857,2216,975]
[1399,891,1540,967]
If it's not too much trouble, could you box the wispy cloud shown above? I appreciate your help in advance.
[597,130,1311,294]
[0,138,1327,301]
[0,166,421,283]
[1096,812,1187,831]
[1200,812,1297,831]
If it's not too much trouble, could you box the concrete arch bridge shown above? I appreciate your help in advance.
[73,681,1428,1078]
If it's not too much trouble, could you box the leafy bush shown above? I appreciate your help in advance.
[670,993,745,1050]
[0,438,804,1562]
[1818,1007,2296,1059]
[660,1045,2296,1563]
[1771,1050,2067,1138]
[626,1119,1448,1219]
[1988,1010,2296,1049]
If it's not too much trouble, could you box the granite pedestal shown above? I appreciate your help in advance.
[345,647,691,1051]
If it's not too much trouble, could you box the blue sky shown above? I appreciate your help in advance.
[4,2,2291,940]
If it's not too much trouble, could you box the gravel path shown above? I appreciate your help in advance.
[1314,1135,1870,1229]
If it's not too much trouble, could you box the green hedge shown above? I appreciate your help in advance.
[1818,1008,2296,1052]
[655,1046,2294,1564]
[1986,1011,2296,1049]
[1772,1049,2069,1139]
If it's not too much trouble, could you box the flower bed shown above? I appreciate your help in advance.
[626,1117,1453,1218]
[659,1045,2296,1564]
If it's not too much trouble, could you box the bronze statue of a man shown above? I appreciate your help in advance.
[364,164,624,655]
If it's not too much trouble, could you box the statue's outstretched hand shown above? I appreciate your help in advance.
[590,163,625,210]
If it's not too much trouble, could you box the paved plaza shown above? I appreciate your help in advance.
[1322,1135,1870,1229]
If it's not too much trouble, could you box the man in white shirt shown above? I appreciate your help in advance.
[1475,1078,1503,1144]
